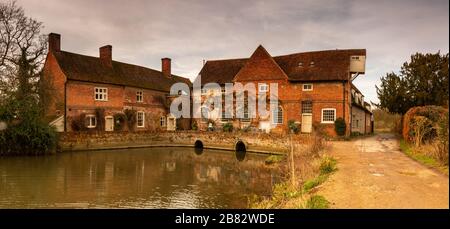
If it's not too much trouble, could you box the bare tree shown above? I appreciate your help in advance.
[0,0,46,101]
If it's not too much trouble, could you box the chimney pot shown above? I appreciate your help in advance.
[162,58,171,78]
[48,33,61,52]
[99,45,112,67]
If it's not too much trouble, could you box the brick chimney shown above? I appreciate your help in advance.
[99,45,112,67]
[162,58,171,78]
[48,33,61,52]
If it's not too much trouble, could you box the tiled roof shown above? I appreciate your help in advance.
[54,51,191,92]
[196,47,366,84]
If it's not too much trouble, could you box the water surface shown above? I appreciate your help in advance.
[0,147,280,208]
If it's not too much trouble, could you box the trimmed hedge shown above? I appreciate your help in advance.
[334,118,346,136]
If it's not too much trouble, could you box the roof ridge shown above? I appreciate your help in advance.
[59,50,186,79]
[203,48,366,63]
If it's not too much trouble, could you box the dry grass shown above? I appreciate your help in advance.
[249,134,336,209]
[400,140,449,175]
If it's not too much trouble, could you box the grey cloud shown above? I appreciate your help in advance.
[16,0,449,103]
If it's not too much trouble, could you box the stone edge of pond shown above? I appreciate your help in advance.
[61,144,285,156]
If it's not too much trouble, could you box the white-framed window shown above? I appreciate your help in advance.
[160,116,166,127]
[321,108,336,123]
[302,84,313,91]
[302,100,313,114]
[86,115,97,128]
[259,83,268,93]
[272,106,283,124]
[136,91,143,103]
[137,111,145,128]
[94,87,108,101]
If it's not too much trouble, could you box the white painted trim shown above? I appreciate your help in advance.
[94,87,108,101]
[136,90,144,103]
[86,114,97,128]
[272,106,284,125]
[258,83,269,93]
[321,108,336,124]
[302,84,313,91]
[137,111,145,128]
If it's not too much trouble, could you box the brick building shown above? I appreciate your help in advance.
[194,45,373,136]
[43,33,191,132]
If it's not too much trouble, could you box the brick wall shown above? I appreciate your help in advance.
[195,80,350,136]
[42,51,66,118]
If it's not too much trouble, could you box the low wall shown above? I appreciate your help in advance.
[58,131,310,154]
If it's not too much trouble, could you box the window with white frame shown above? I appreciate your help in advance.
[302,84,313,91]
[94,87,108,101]
[272,106,283,124]
[136,91,143,103]
[302,101,313,114]
[160,116,166,127]
[321,108,336,123]
[86,115,97,128]
[137,111,145,128]
[259,83,268,93]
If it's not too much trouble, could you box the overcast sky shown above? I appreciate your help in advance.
[16,0,449,103]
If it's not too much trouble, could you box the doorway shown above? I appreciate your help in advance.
[301,101,313,133]
[105,116,114,131]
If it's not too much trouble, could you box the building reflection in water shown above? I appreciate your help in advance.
[0,147,281,208]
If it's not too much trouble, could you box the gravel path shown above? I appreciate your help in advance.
[317,133,449,209]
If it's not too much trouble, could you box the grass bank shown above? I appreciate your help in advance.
[249,155,337,209]
[399,139,448,175]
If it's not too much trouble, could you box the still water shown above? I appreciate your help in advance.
[0,147,281,208]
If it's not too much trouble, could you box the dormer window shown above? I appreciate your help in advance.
[298,62,303,67]
[310,61,315,67]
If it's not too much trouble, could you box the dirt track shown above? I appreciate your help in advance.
[317,133,449,209]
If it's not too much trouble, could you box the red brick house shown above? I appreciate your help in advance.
[43,33,191,132]
[195,45,373,136]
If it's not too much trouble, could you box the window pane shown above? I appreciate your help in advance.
[322,109,335,122]
[302,101,312,113]
[273,107,283,124]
